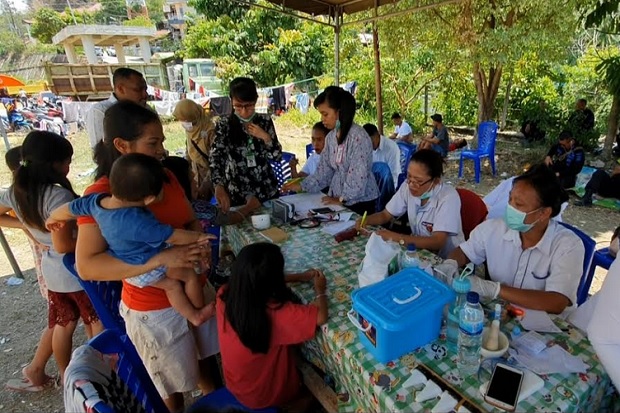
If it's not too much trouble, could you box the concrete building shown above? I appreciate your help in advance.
[52,25,156,64]
[163,0,195,40]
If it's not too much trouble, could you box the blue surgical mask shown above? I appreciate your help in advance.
[504,204,541,232]
[420,183,434,200]
[235,112,257,123]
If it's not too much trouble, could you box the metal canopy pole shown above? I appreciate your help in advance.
[0,229,23,279]
[334,7,340,86]
[372,0,383,134]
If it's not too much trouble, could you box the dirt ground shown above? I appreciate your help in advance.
[0,125,617,412]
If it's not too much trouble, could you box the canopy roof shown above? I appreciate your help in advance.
[265,0,399,16]
[0,75,24,88]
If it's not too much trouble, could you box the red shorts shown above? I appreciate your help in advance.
[47,290,99,328]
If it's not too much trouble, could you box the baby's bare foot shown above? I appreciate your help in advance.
[190,302,216,326]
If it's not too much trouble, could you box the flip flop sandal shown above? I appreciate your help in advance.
[5,377,48,392]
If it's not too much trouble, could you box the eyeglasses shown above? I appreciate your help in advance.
[232,102,256,110]
[406,177,433,187]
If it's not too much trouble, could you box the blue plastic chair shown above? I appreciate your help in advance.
[396,141,416,189]
[558,222,596,306]
[66,329,169,413]
[269,152,295,190]
[458,121,498,183]
[305,143,314,159]
[372,162,395,212]
[189,387,279,413]
[63,253,125,333]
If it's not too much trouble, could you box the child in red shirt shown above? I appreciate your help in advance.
[216,242,328,410]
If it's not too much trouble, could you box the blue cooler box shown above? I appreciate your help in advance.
[348,268,455,363]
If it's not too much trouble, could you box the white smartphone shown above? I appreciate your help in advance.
[484,363,524,412]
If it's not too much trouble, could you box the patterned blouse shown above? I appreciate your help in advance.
[301,123,379,205]
[209,115,282,206]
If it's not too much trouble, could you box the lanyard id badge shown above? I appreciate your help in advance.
[246,137,257,167]
[336,144,345,165]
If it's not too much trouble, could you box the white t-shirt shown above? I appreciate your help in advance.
[483,177,567,222]
[301,153,321,176]
[460,219,583,306]
[86,94,117,149]
[394,121,412,139]
[588,257,620,390]
[373,135,401,186]
[385,182,464,258]
[0,186,82,293]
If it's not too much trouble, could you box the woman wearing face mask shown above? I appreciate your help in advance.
[282,86,378,215]
[354,149,464,259]
[449,164,584,314]
[209,77,282,216]
[173,99,215,200]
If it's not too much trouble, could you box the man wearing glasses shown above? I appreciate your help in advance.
[86,68,149,149]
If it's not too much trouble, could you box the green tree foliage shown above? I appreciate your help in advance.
[31,7,67,44]
[95,0,128,24]
[123,16,155,27]
[579,0,620,157]
[182,2,329,87]
[188,0,252,21]
[378,0,579,132]
[0,30,25,58]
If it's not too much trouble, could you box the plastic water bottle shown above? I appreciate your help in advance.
[458,292,484,375]
[446,277,471,351]
[400,244,420,269]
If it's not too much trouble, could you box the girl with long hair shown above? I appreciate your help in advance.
[0,131,102,381]
[217,243,328,410]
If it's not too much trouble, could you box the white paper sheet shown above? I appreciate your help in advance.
[321,221,355,236]
[520,309,562,333]
[279,193,346,214]
[509,344,589,375]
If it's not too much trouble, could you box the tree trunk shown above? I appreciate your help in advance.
[603,93,620,160]
[473,62,503,144]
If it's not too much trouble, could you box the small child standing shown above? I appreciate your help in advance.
[47,153,215,326]
[290,121,329,178]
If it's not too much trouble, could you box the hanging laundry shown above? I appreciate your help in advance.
[295,93,310,114]
[256,88,270,114]
[209,96,232,116]
[272,86,286,113]
[343,81,358,95]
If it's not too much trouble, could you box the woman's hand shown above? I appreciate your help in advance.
[376,229,402,243]
[544,156,553,166]
[322,196,342,206]
[281,181,302,193]
[153,242,212,270]
[214,185,231,213]
[246,123,271,143]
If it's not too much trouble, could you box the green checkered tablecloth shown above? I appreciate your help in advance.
[223,218,617,413]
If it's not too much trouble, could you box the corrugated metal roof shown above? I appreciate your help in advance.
[265,0,400,16]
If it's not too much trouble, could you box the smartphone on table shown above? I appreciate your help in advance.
[484,363,524,412]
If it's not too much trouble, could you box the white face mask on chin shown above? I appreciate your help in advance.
[610,237,619,258]
[181,121,194,132]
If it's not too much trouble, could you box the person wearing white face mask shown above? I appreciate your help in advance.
[209,77,282,216]
[173,99,215,200]
[354,149,464,259]
[448,164,584,314]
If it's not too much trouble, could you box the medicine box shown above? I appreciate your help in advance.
[349,268,455,363]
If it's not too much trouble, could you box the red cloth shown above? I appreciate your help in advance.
[216,288,318,409]
[77,171,196,311]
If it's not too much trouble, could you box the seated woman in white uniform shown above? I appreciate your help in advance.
[355,149,464,259]
[449,164,584,314]
[588,257,620,390]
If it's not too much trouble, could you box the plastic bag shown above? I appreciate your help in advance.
[358,232,401,287]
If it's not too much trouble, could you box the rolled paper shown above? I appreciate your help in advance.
[415,380,442,403]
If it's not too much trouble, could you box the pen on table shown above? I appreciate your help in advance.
[359,211,368,232]
[285,177,304,186]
